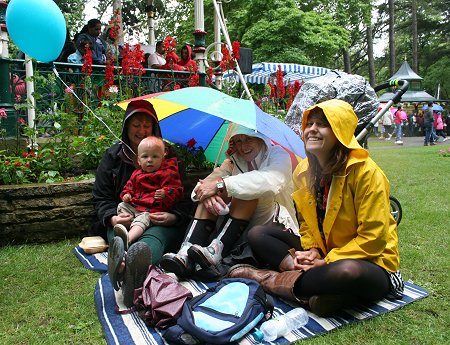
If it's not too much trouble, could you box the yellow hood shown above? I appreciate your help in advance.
[302,99,366,154]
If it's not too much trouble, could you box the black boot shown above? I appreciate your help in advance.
[188,216,249,269]
[159,218,215,278]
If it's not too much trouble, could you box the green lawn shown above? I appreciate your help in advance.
[0,144,449,345]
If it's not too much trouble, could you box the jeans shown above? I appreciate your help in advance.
[424,124,433,145]
[395,124,402,141]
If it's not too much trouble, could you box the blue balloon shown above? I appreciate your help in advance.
[6,0,66,63]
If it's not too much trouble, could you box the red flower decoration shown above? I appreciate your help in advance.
[186,138,197,148]
[17,117,25,125]
[276,65,285,99]
[231,41,240,60]
[163,36,177,54]
[82,44,93,76]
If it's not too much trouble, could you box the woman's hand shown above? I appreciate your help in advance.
[111,213,133,227]
[201,195,227,217]
[293,248,325,271]
[149,212,177,226]
[194,179,219,202]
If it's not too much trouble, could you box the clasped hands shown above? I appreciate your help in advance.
[293,248,325,272]
[194,179,228,217]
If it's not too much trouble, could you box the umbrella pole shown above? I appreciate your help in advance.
[211,0,252,101]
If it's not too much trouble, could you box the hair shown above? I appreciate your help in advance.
[156,41,163,49]
[87,19,102,28]
[138,136,165,155]
[304,108,350,196]
[428,102,433,106]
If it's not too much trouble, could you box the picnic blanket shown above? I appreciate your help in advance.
[74,247,429,345]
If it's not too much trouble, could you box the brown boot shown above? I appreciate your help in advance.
[309,295,357,317]
[278,248,297,272]
[228,264,304,303]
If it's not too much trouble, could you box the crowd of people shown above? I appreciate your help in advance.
[375,102,448,145]
[89,91,407,316]
[51,19,197,72]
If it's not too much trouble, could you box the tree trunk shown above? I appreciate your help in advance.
[367,25,376,86]
[343,49,352,73]
[411,0,418,72]
[388,0,396,76]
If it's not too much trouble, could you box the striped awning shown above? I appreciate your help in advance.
[224,62,331,85]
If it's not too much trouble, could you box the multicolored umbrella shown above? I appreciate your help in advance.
[117,87,305,165]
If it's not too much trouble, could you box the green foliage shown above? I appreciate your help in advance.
[171,139,214,171]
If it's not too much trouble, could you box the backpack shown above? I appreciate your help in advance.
[163,277,274,344]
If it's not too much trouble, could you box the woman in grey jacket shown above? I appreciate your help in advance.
[160,123,299,279]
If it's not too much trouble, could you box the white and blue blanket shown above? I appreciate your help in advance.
[74,247,429,345]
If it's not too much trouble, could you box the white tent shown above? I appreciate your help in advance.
[224,62,331,85]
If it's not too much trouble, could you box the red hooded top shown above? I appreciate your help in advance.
[120,157,183,212]
[178,44,197,71]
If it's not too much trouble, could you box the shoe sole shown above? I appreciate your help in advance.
[122,242,152,308]
[187,245,213,269]
[113,224,129,251]
[107,237,125,291]
[159,255,191,279]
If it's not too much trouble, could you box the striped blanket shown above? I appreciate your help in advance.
[74,247,429,345]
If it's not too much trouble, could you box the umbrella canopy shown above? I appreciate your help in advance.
[223,62,331,85]
[422,104,444,111]
[117,87,305,164]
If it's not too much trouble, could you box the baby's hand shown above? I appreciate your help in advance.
[122,193,132,203]
[155,189,166,199]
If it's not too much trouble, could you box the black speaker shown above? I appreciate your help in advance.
[238,48,253,74]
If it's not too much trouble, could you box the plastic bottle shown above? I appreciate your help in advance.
[259,308,309,342]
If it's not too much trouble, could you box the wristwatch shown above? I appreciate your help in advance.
[216,178,225,194]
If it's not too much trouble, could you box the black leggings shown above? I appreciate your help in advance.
[247,223,302,269]
[248,224,390,301]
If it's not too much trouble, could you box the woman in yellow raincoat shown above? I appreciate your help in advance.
[228,99,404,316]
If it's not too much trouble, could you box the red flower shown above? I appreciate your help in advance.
[82,44,93,76]
[4,161,9,165]
[276,65,285,99]
[108,9,121,41]
[186,138,197,148]
[22,152,28,158]
[0,108,7,119]
[104,58,115,88]
[188,73,199,87]
[163,36,177,53]
[25,163,30,168]
[231,41,241,60]
[14,161,21,166]
[17,117,25,125]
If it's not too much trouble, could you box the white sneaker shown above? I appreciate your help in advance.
[443,138,448,142]
[395,140,403,145]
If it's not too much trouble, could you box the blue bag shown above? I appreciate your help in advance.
[163,277,273,344]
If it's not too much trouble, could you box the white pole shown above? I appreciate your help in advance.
[25,55,35,130]
[213,1,222,89]
[146,0,156,46]
[194,0,206,73]
[211,0,252,100]
[112,0,124,45]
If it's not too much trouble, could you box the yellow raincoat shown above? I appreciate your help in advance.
[292,99,400,272]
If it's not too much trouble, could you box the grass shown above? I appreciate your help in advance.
[1,142,449,345]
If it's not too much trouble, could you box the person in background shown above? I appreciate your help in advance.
[76,19,107,65]
[393,105,405,144]
[147,41,166,69]
[229,99,404,317]
[67,39,93,65]
[382,108,393,140]
[434,111,447,142]
[423,102,436,146]
[113,136,184,249]
[178,44,197,71]
[55,28,76,63]
[91,100,194,307]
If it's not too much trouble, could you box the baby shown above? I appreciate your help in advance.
[114,136,183,249]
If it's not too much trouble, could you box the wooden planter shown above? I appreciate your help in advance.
[0,179,96,245]
[0,170,212,246]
